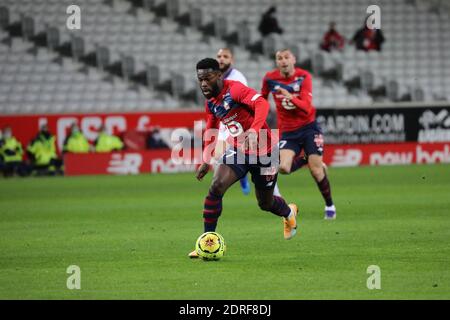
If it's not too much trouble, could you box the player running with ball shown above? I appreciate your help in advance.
[189,58,298,258]
[215,47,283,197]
[261,49,336,219]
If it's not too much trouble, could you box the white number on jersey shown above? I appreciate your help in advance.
[226,120,244,137]
[281,98,296,110]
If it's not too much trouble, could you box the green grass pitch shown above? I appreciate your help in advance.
[0,164,449,299]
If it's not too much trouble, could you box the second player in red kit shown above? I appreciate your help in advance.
[261,49,336,220]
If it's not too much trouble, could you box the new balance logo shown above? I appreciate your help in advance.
[331,149,362,167]
[107,154,142,175]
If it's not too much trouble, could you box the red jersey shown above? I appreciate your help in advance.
[204,80,273,157]
[322,30,345,51]
[363,29,378,51]
[261,67,316,133]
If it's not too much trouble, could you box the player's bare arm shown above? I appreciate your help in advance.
[242,129,258,153]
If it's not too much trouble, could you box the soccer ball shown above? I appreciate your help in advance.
[195,232,226,261]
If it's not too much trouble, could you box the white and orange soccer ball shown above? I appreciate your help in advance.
[195,232,226,261]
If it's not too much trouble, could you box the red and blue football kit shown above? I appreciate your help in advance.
[260,67,335,218]
[200,81,293,235]
[261,67,324,157]
[204,80,274,155]
[204,80,279,189]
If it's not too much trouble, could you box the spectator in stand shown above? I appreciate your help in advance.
[63,123,90,154]
[258,6,283,38]
[146,126,169,149]
[351,23,385,52]
[95,125,124,152]
[320,22,345,52]
[27,124,64,175]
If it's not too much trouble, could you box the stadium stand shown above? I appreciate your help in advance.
[145,0,450,103]
[0,0,449,113]
[0,0,186,113]
[0,36,174,113]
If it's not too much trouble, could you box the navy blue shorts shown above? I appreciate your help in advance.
[279,121,324,157]
[219,148,279,190]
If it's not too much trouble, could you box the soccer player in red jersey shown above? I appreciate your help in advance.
[261,49,336,219]
[189,58,298,258]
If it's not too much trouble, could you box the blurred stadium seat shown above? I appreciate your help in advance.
[0,0,449,113]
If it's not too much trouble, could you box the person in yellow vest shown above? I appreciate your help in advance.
[63,123,91,154]
[0,127,23,176]
[95,125,124,153]
[0,129,3,172]
[27,124,63,175]
[0,126,29,177]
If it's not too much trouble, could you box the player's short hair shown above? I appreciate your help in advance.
[275,48,296,60]
[196,58,220,71]
[276,48,293,55]
[218,47,234,57]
